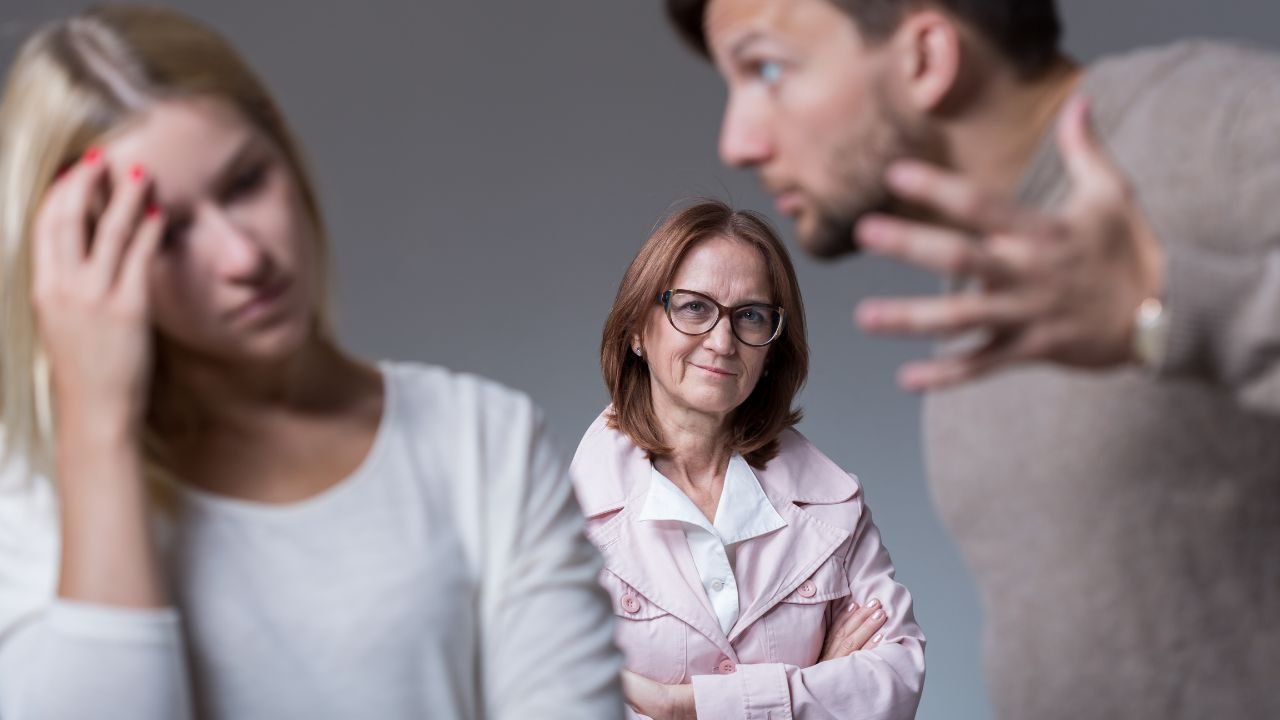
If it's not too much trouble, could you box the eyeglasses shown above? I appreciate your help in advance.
[658,289,786,347]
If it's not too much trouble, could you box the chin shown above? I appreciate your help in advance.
[794,206,858,260]
[224,315,314,364]
[681,390,745,418]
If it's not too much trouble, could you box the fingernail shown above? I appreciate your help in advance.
[899,366,930,392]
[868,599,881,610]
[847,603,860,613]
[858,217,888,246]
[146,203,162,218]
[872,609,885,620]
[887,162,922,190]
[129,164,146,182]
[83,147,102,165]
[857,303,884,327]
[871,633,884,645]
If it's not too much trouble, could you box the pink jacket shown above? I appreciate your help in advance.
[570,410,925,719]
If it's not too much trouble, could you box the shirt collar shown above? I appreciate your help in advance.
[638,454,787,544]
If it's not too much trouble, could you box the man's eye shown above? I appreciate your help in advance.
[754,60,782,85]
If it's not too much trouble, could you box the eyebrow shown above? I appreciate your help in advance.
[158,135,264,217]
[214,137,268,190]
[683,288,774,306]
[726,30,768,61]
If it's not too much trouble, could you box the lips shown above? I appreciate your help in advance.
[764,179,804,217]
[773,191,804,216]
[692,362,738,377]
[230,277,291,322]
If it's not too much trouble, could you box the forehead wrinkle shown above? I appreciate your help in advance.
[672,241,772,306]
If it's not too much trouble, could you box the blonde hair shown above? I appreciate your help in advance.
[0,5,330,485]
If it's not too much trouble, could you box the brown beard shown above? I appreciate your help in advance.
[798,78,928,260]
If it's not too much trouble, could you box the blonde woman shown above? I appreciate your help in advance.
[0,6,621,719]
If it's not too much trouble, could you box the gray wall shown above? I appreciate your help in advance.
[3,2,1276,718]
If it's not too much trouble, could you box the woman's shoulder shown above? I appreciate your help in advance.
[381,360,541,428]
[568,407,646,519]
[757,428,863,505]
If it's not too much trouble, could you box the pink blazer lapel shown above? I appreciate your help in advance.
[727,430,860,641]
[572,408,737,659]
[729,500,851,641]
[595,508,738,660]
[571,412,860,657]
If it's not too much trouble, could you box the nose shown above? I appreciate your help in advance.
[703,314,738,356]
[718,91,773,168]
[202,207,273,284]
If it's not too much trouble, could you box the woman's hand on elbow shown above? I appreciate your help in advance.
[621,669,696,720]
[820,598,888,661]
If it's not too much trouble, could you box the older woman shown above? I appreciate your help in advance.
[571,200,926,719]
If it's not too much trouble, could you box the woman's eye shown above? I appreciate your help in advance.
[162,220,190,250]
[226,163,266,201]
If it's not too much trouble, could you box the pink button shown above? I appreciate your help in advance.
[797,580,817,598]
[716,658,737,674]
[620,594,641,614]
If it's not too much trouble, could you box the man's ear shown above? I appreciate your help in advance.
[891,10,963,113]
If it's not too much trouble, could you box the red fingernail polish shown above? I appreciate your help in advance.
[129,164,146,181]
[83,147,102,164]
[146,204,161,218]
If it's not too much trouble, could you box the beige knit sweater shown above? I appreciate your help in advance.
[927,40,1280,719]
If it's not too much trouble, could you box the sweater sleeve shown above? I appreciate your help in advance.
[1158,246,1280,414]
[469,388,625,720]
[690,494,926,719]
[1154,68,1280,415]
[0,474,193,720]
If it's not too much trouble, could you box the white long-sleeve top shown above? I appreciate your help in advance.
[0,362,624,719]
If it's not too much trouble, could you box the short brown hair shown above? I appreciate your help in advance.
[601,199,808,468]
[667,0,1062,80]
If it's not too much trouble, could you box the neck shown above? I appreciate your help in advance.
[149,336,357,439]
[650,391,733,492]
[942,56,1083,196]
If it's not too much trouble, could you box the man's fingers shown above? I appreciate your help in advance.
[1057,94,1128,204]
[858,214,1012,280]
[857,291,1026,337]
[884,160,1024,234]
[897,328,1048,392]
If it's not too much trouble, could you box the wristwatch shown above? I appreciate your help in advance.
[1132,296,1170,368]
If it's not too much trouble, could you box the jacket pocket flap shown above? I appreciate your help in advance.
[600,570,673,620]
[779,556,850,605]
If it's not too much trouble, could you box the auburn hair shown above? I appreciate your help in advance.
[601,199,808,468]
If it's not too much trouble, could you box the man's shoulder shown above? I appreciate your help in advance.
[1088,39,1280,106]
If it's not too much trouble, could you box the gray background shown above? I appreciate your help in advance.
[3,2,1276,718]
